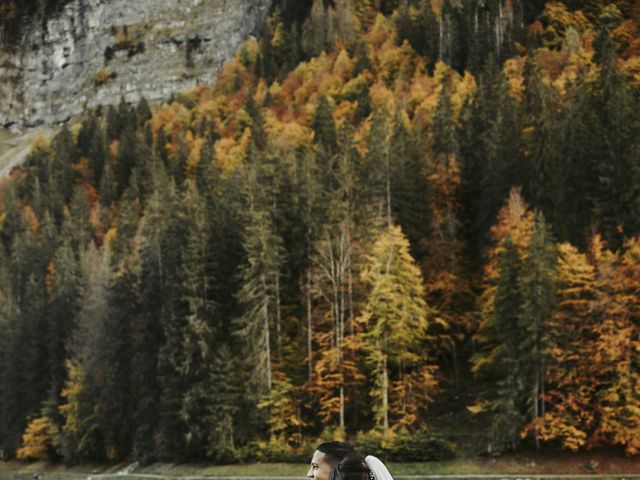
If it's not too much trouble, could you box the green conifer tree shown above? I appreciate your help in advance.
[235,203,285,403]
[521,56,563,233]
[517,213,557,448]
[133,164,182,461]
[313,95,338,157]
[589,30,640,247]
[47,237,82,400]
[474,234,525,451]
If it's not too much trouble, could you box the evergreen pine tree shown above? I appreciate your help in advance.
[389,110,429,250]
[521,55,564,232]
[174,180,222,458]
[474,234,525,451]
[234,202,285,405]
[517,213,557,448]
[471,191,534,452]
[133,163,182,461]
[95,263,136,460]
[59,244,111,462]
[553,69,598,247]
[589,30,640,247]
[205,345,241,461]
[362,111,391,224]
[47,237,82,401]
[459,56,523,263]
[313,95,338,157]
[76,112,106,186]
[0,244,20,455]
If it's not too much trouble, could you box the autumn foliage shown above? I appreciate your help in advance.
[2,0,640,463]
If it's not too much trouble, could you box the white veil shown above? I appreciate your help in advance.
[364,455,394,480]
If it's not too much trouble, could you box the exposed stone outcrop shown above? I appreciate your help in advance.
[0,0,272,128]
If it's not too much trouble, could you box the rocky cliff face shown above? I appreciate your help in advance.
[0,0,272,128]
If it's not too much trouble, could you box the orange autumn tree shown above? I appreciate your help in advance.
[526,235,640,454]
[423,76,474,381]
[16,416,56,460]
[308,220,365,431]
[422,149,472,381]
[306,114,370,433]
[591,236,640,455]
[523,242,598,451]
[484,189,536,277]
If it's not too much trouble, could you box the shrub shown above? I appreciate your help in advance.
[95,68,110,86]
[387,428,455,462]
[114,25,133,48]
[243,436,314,463]
[355,429,387,458]
[317,425,347,443]
[355,428,455,462]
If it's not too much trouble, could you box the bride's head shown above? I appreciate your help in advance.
[329,454,372,480]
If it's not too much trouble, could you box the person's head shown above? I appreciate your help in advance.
[328,453,371,480]
[307,442,355,480]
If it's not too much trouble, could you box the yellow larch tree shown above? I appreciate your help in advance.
[358,224,437,433]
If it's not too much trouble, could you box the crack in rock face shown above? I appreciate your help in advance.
[0,0,272,129]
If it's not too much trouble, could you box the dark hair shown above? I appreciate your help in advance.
[328,453,371,480]
[316,441,355,465]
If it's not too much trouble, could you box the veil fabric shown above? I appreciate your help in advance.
[364,455,394,480]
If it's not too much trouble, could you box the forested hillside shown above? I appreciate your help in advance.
[1,0,640,464]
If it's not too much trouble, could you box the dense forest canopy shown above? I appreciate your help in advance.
[1,0,640,465]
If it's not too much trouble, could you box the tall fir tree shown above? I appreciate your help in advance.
[471,191,535,452]
[46,237,83,403]
[175,180,222,458]
[133,163,183,461]
[516,213,557,448]
[234,157,286,430]
[473,234,526,452]
[588,30,640,247]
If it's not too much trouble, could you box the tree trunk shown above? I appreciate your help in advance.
[347,252,354,338]
[541,368,546,417]
[382,355,389,434]
[533,369,539,450]
[385,147,392,227]
[275,274,282,361]
[339,385,345,429]
[307,268,313,384]
[452,340,459,385]
[263,298,272,392]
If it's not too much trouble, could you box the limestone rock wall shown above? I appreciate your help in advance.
[0,0,272,128]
